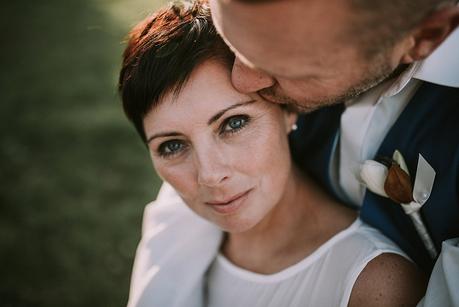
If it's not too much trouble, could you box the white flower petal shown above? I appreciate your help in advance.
[360,160,389,198]
[393,150,410,176]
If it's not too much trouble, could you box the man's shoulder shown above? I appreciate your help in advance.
[141,202,182,233]
[140,183,192,235]
[128,186,222,307]
[139,183,221,246]
[141,198,214,240]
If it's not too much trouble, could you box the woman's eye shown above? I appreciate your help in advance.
[221,115,250,134]
[157,140,186,157]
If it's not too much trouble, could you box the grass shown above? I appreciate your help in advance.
[0,0,167,306]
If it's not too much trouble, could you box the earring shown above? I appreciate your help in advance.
[291,124,298,131]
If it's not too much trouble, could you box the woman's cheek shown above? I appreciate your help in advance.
[250,119,291,180]
[154,160,198,200]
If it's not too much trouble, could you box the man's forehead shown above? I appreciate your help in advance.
[213,0,340,11]
[210,0,350,43]
[210,0,313,50]
[210,0,352,77]
[226,0,283,3]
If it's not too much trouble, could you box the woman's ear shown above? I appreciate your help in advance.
[283,110,298,134]
[401,5,459,64]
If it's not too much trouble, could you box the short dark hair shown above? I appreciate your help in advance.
[118,0,233,142]
[232,0,449,58]
[350,0,449,57]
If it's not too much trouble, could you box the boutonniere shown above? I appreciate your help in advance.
[360,150,438,258]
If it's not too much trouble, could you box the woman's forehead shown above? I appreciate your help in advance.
[143,61,251,130]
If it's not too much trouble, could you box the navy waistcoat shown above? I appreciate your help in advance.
[290,82,459,273]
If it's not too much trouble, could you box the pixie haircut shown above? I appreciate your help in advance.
[118,0,233,142]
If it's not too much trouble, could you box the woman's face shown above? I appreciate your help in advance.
[144,60,297,233]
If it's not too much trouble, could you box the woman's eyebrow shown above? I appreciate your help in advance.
[146,132,181,144]
[207,99,256,126]
[147,100,256,143]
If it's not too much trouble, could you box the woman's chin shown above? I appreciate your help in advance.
[214,216,260,234]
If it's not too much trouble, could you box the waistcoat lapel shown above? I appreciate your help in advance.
[360,82,459,272]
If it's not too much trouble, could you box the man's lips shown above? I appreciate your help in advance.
[258,92,314,113]
[258,92,283,105]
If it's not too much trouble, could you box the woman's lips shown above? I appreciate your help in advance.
[205,189,252,214]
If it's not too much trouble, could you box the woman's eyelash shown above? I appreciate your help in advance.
[157,140,187,158]
[155,115,251,158]
[219,115,251,135]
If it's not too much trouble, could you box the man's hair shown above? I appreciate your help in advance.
[118,0,233,142]
[233,0,450,57]
[350,0,450,56]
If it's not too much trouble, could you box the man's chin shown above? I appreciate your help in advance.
[258,92,344,114]
[290,97,343,114]
[290,103,320,114]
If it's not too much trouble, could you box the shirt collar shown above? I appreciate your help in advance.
[382,24,459,98]
[413,26,459,88]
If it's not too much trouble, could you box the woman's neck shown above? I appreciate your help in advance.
[221,168,357,274]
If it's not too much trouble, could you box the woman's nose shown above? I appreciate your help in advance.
[231,57,275,94]
[196,148,231,187]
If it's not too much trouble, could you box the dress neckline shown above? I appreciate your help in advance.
[215,218,362,283]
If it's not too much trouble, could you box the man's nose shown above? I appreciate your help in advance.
[231,57,275,94]
[196,147,231,187]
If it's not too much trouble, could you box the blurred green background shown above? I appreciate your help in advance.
[0,0,167,306]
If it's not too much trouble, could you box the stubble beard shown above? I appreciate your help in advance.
[258,56,396,114]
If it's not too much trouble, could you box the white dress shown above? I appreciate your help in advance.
[126,184,411,307]
[207,219,408,307]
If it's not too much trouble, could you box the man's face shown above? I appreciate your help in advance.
[210,0,406,111]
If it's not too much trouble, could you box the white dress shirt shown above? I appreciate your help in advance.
[337,25,459,307]
[417,238,459,307]
[338,26,459,206]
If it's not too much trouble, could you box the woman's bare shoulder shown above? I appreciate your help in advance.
[348,253,427,307]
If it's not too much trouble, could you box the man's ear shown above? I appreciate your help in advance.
[401,5,459,64]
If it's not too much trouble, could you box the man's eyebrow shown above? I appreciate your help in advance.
[207,100,256,125]
[146,132,182,144]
